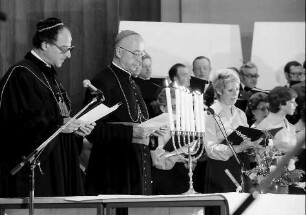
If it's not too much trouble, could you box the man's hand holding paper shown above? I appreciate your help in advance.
[132,125,170,146]
[61,117,96,137]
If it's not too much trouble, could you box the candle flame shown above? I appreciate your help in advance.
[165,79,169,87]
[194,90,201,95]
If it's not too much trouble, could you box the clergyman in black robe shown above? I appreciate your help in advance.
[0,18,95,197]
[84,30,159,196]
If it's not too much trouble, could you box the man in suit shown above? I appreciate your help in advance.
[235,62,268,112]
[287,61,305,124]
[133,53,160,118]
[190,56,210,93]
[284,61,304,87]
[168,63,191,88]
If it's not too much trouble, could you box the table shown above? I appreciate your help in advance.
[1,193,304,215]
[0,194,229,215]
[0,197,103,215]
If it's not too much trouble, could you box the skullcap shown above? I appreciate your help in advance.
[36,17,64,32]
[114,30,140,45]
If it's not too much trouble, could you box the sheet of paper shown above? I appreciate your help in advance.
[78,103,120,123]
[138,113,174,129]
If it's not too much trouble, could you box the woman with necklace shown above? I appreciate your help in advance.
[0,17,95,197]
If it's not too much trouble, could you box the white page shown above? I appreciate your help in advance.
[138,113,173,130]
[78,103,120,123]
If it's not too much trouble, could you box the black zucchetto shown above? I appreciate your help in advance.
[36,17,64,32]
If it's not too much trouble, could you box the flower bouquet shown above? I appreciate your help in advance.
[246,142,305,194]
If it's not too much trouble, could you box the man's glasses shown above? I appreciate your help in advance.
[119,46,146,59]
[52,43,75,54]
[242,73,259,79]
[289,72,305,77]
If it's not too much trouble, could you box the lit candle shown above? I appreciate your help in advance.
[174,82,181,131]
[165,79,175,130]
[180,86,186,132]
[185,89,191,132]
[194,91,201,132]
[190,93,195,132]
[199,93,205,132]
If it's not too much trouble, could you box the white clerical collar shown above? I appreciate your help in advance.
[138,76,150,80]
[112,62,131,77]
[31,50,51,68]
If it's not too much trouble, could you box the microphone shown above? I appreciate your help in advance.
[83,79,105,101]
[83,79,99,91]
[203,105,215,115]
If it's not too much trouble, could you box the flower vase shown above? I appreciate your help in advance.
[267,184,289,194]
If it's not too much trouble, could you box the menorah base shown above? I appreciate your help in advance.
[183,187,200,195]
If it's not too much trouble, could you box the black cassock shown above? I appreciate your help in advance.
[84,63,152,195]
[0,52,84,197]
[133,76,160,118]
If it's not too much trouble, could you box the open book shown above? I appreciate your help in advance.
[220,126,283,146]
[77,102,121,123]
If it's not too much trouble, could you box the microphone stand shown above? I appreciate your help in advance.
[10,97,98,215]
[208,111,246,192]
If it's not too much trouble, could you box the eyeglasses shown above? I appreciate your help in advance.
[289,72,305,77]
[242,73,259,79]
[119,46,146,59]
[52,43,75,54]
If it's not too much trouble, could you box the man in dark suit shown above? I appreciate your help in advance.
[133,53,160,118]
[284,61,304,87]
[287,61,305,124]
[235,62,268,112]
[190,56,210,93]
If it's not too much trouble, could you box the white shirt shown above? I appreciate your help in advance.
[204,100,248,161]
[257,113,296,153]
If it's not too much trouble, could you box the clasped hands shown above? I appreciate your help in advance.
[61,118,96,137]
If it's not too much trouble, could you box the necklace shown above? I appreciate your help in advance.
[41,72,71,117]
[108,65,149,123]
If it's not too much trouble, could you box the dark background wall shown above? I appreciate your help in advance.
[0,0,160,111]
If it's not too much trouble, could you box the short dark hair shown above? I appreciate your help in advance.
[32,17,67,49]
[142,53,151,61]
[192,56,211,67]
[268,86,297,113]
[247,92,269,111]
[284,61,302,74]
[168,63,185,82]
[240,61,257,75]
